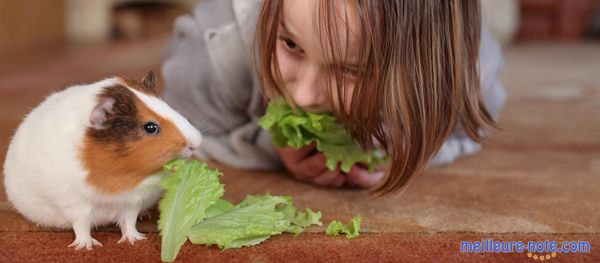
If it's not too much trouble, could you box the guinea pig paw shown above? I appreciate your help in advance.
[118,230,146,245]
[138,210,152,219]
[68,237,103,250]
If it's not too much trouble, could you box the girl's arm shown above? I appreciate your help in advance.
[430,23,507,167]
[161,0,281,170]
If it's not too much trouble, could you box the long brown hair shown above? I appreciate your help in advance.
[255,0,497,196]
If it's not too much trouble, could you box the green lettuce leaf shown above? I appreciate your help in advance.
[204,199,234,218]
[258,97,386,172]
[325,215,361,239]
[158,160,324,261]
[188,194,322,250]
[158,160,224,262]
[280,205,323,235]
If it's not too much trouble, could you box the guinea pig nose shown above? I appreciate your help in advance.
[187,142,199,151]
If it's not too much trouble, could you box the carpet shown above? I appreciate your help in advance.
[1,39,598,262]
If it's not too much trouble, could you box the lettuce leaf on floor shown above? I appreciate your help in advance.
[325,215,362,239]
[188,194,322,250]
[158,160,324,262]
[279,204,323,235]
[158,160,224,262]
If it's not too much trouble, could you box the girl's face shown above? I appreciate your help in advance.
[275,0,359,113]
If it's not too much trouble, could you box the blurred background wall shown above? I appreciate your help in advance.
[0,0,598,56]
[0,0,67,54]
[0,0,200,56]
[516,0,600,40]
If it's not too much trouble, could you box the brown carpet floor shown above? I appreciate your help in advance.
[1,38,599,262]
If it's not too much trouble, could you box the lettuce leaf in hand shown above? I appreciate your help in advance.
[158,160,224,262]
[325,215,361,239]
[188,194,322,250]
[259,97,386,172]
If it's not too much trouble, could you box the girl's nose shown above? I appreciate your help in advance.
[291,66,327,112]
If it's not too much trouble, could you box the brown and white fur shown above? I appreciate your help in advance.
[3,72,201,250]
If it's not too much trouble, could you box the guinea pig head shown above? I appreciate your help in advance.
[81,72,202,194]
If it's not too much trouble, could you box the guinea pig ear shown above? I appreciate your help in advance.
[142,71,156,91]
[90,97,116,129]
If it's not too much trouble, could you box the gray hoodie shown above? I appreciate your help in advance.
[161,0,507,170]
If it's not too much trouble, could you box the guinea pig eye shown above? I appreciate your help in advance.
[143,121,160,135]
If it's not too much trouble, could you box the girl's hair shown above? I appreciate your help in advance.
[255,0,496,196]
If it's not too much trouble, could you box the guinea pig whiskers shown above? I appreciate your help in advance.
[195,118,212,134]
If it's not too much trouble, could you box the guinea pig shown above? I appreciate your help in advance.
[3,71,201,250]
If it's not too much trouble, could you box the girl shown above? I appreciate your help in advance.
[161,0,506,196]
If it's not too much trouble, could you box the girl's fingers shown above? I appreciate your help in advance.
[297,152,327,178]
[277,142,316,160]
[346,166,385,188]
[276,143,323,179]
[332,175,346,187]
[312,167,342,186]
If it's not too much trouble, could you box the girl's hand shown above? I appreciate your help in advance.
[345,165,385,189]
[275,143,346,187]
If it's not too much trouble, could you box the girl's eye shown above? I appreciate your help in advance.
[280,37,302,53]
[340,66,358,78]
